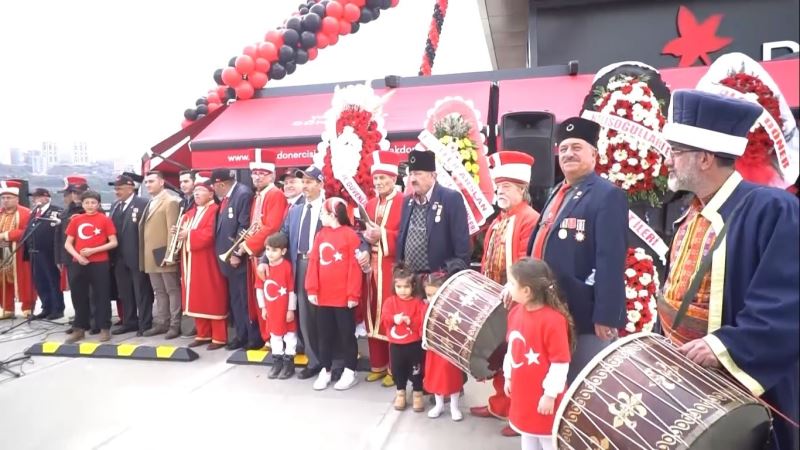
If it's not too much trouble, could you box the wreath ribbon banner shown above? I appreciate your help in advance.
[581,110,671,157]
[341,175,369,207]
[698,83,793,181]
[435,164,481,234]
[628,210,668,265]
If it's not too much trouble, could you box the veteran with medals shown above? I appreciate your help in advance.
[659,90,799,450]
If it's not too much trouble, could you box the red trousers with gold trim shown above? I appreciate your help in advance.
[195,318,227,344]
[488,370,510,419]
[367,337,390,371]
[2,282,34,313]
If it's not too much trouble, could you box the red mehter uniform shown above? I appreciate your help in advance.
[506,305,571,435]
[0,199,35,315]
[380,295,425,345]
[182,203,229,344]
[305,226,363,307]
[259,258,296,336]
[423,299,465,396]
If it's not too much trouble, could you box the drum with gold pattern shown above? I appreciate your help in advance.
[553,333,770,450]
[422,270,507,379]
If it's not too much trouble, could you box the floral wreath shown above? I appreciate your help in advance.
[697,52,799,188]
[422,96,495,234]
[620,248,660,336]
[312,83,390,206]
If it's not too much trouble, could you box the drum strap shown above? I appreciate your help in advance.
[672,189,760,330]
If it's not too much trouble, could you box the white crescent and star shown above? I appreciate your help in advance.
[262,280,287,302]
[507,330,540,369]
[390,325,410,340]
[319,242,343,266]
[77,223,101,240]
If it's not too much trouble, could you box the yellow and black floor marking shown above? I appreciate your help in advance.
[226,350,371,371]
[25,342,199,362]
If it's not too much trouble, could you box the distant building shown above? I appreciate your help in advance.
[72,142,90,165]
[9,148,23,165]
[42,142,58,167]
[30,150,47,175]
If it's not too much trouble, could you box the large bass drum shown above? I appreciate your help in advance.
[552,333,771,450]
[422,270,507,380]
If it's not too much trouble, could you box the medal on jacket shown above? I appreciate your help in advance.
[575,219,586,242]
[228,207,234,219]
[49,211,58,227]
[433,202,442,223]
[132,207,139,223]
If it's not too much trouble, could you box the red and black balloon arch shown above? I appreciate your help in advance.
[181,0,400,128]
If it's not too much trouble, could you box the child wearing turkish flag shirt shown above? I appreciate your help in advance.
[306,197,364,392]
[381,264,427,412]
[422,271,466,421]
[63,191,118,344]
[504,258,574,450]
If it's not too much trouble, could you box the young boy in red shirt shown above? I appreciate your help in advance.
[64,191,118,343]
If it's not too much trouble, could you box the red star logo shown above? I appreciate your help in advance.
[662,5,733,67]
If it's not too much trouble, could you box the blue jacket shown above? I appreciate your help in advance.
[214,182,252,276]
[396,182,471,272]
[279,197,322,269]
[527,172,628,334]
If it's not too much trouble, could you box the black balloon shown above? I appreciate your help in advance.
[286,16,302,31]
[269,63,287,80]
[213,68,224,85]
[359,9,373,23]
[367,0,381,7]
[299,7,309,15]
[283,28,300,46]
[309,3,326,17]
[279,45,296,63]
[196,104,209,115]
[196,97,208,106]
[351,22,360,33]
[372,7,381,19]
[225,87,236,99]
[295,48,309,65]
[300,31,317,49]
[302,12,321,32]
[285,61,297,75]
[184,108,198,120]
[228,56,237,67]
[380,0,391,9]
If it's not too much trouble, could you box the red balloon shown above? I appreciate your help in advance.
[242,45,257,58]
[249,71,269,90]
[308,48,319,60]
[325,1,343,18]
[217,86,227,100]
[343,3,360,22]
[321,16,339,35]
[254,57,270,73]
[235,55,255,75]
[181,119,193,129]
[257,41,278,62]
[208,102,221,113]
[328,32,340,46]
[235,81,255,100]
[207,92,221,104]
[339,19,352,35]
[265,30,284,47]
[352,0,366,6]
[315,32,330,49]
[222,67,242,87]
[391,0,399,6]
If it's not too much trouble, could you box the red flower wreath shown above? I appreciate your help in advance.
[620,248,659,336]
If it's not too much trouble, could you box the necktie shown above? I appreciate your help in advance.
[531,183,571,259]
[298,203,313,254]
[219,196,229,215]
[35,208,43,218]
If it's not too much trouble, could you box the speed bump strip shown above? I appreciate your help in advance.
[25,342,199,362]
[226,350,370,371]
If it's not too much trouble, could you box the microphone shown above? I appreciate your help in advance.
[33,216,61,225]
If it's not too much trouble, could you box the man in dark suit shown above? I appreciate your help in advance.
[526,117,628,382]
[212,169,261,350]
[23,188,64,319]
[270,166,324,379]
[178,170,196,212]
[108,175,153,336]
[396,150,471,274]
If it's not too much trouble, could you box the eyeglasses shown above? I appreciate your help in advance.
[665,146,701,158]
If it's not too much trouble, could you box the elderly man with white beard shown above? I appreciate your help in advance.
[470,151,540,437]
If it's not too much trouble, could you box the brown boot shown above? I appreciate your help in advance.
[394,391,407,411]
[412,391,425,412]
[65,329,85,344]
[98,329,111,342]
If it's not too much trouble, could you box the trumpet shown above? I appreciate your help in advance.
[162,206,186,266]
[219,222,260,263]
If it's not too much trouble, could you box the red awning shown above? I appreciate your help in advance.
[149,106,227,174]
[497,58,800,125]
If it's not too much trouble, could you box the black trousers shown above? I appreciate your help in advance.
[390,342,424,391]
[31,251,64,314]
[69,261,112,331]
[113,259,154,332]
[316,305,357,371]
[225,269,261,345]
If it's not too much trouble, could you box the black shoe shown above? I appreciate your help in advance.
[136,331,144,337]
[90,329,100,335]
[245,340,265,350]
[46,312,64,320]
[114,320,123,327]
[225,339,243,351]
[298,366,321,380]
[331,367,344,382]
[34,311,51,320]
[279,355,295,380]
[65,327,74,334]
[111,326,137,336]
[268,357,284,379]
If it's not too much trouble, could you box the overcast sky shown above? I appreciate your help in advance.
[0,0,492,164]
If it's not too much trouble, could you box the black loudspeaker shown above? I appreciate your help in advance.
[500,112,555,189]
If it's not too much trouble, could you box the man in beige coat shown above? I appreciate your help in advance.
[139,171,182,339]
